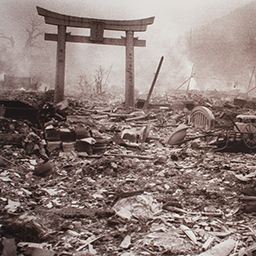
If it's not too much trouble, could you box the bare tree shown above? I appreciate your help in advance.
[24,15,45,49]
[94,65,112,93]
[94,66,103,93]
[0,33,14,48]
[247,29,256,51]
[78,75,94,95]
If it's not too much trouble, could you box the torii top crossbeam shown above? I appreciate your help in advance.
[37,6,154,107]
[37,6,154,32]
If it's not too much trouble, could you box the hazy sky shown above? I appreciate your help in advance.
[0,0,254,93]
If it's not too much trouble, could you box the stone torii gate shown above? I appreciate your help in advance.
[37,6,154,108]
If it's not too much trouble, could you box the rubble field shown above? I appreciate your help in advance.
[1,90,256,256]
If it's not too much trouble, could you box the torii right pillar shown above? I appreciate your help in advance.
[125,31,135,109]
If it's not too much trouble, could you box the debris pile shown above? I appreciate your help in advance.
[1,91,256,255]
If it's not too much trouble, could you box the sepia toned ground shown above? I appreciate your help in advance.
[1,90,256,255]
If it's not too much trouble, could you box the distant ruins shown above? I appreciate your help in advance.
[2,75,38,90]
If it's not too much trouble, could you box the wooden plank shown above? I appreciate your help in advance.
[0,134,23,146]
[45,33,146,47]
[37,6,154,31]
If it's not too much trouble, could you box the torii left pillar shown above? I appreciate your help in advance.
[37,6,154,107]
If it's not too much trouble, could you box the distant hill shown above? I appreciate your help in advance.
[187,1,256,92]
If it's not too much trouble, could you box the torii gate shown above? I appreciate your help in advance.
[37,6,154,108]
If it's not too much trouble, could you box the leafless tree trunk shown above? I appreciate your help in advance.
[0,34,14,48]
[24,15,45,49]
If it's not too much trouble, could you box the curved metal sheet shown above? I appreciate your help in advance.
[190,106,215,130]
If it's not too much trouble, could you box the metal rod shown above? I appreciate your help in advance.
[143,56,164,110]
[186,65,194,93]
[174,73,195,92]
[248,67,255,92]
